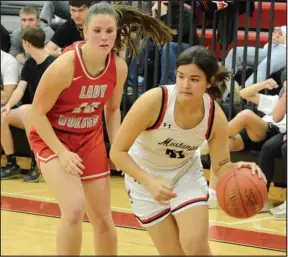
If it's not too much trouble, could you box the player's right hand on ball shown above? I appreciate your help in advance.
[146,176,176,205]
[58,150,85,176]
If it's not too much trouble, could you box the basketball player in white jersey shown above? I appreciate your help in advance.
[110,46,266,255]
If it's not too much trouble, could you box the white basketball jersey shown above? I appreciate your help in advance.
[129,84,215,171]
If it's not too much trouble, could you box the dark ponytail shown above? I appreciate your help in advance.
[176,46,231,100]
[86,3,176,58]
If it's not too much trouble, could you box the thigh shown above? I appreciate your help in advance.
[39,158,85,211]
[261,133,283,153]
[145,215,184,255]
[246,116,268,141]
[174,205,210,251]
[82,177,112,221]
[2,107,26,129]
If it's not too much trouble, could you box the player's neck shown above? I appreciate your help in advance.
[30,48,49,65]
[81,43,108,73]
[175,96,204,115]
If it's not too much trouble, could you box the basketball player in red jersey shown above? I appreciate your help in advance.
[29,3,175,255]
[111,46,267,255]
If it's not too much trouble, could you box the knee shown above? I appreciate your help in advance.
[19,105,31,122]
[235,109,255,123]
[91,214,116,234]
[61,200,85,224]
[180,234,209,255]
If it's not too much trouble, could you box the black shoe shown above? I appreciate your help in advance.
[23,163,42,182]
[1,164,22,180]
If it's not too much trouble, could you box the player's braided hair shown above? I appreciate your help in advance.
[85,2,176,58]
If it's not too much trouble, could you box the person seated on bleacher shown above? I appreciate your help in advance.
[0,24,11,53]
[225,26,286,88]
[1,27,56,182]
[127,0,199,89]
[9,6,55,68]
[1,51,19,106]
[40,1,124,26]
[44,1,91,57]
[260,72,286,218]
[228,75,286,153]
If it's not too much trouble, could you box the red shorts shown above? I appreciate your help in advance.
[29,127,110,180]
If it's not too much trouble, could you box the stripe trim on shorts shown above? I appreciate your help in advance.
[134,208,170,225]
[171,193,210,213]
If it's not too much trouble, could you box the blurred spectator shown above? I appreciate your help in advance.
[44,1,91,57]
[0,24,11,53]
[40,1,140,25]
[225,26,286,88]
[1,51,19,106]
[40,1,71,25]
[259,72,286,215]
[1,27,56,182]
[128,1,199,88]
[228,77,286,152]
[9,6,54,67]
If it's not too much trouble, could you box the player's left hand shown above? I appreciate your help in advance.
[236,162,267,184]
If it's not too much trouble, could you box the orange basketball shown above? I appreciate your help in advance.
[216,167,267,219]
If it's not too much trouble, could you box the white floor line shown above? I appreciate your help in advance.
[1,192,56,202]
[1,191,132,212]
[7,189,48,194]
[228,216,274,225]
[1,191,285,234]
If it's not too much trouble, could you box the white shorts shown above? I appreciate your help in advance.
[125,162,209,228]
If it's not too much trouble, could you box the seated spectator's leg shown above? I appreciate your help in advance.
[259,133,283,191]
[127,39,154,87]
[1,107,26,178]
[228,110,268,139]
[245,46,286,88]
[228,110,268,152]
[40,1,70,25]
[160,42,190,85]
[225,47,266,76]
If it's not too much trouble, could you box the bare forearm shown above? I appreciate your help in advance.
[6,90,24,108]
[273,94,286,122]
[212,160,238,178]
[110,150,151,186]
[30,110,67,155]
[240,82,265,101]
[105,108,121,145]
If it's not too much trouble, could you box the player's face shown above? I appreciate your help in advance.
[176,64,211,100]
[85,14,117,55]
[70,5,88,27]
[20,14,39,29]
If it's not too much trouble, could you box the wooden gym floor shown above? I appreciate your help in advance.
[1,157,287,255]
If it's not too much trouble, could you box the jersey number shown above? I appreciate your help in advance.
[72,102,101,114]
[165,149,185,159]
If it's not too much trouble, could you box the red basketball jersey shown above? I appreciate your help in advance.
[46,41,117,133]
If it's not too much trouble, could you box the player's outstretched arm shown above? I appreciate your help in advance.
[29,51,74,156]
[208,103,267,183]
